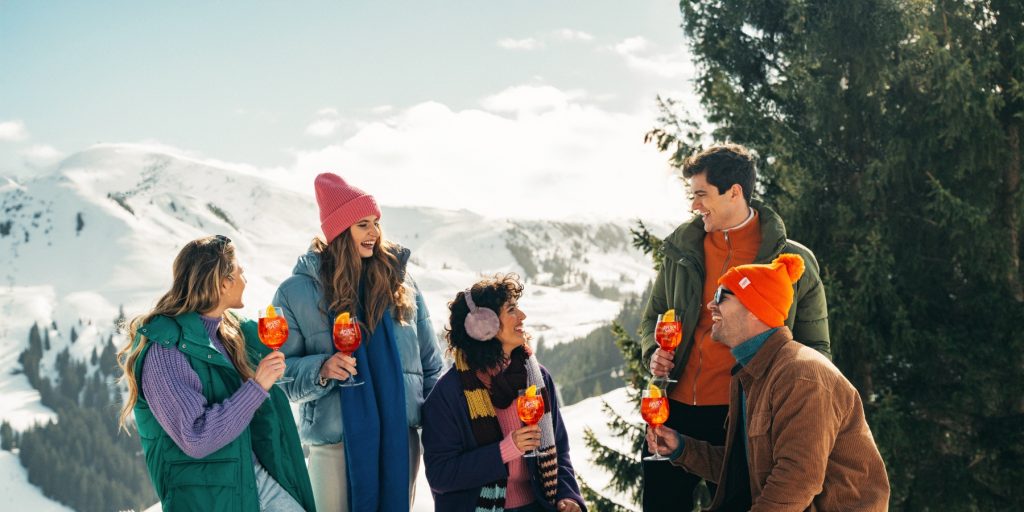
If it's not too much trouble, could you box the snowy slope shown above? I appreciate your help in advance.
[0,451,73,512]
[0,144,669,510]
[0,143,665,350]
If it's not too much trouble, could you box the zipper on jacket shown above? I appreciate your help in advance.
[721,230,734,275]
[692,346,702,405]
[693,231,735,405]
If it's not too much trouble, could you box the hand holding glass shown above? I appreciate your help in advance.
[332,314,365,387]
[257,306,293,384]
[654,313,682,384]
[516,389,545,458]
[641,385,670,461]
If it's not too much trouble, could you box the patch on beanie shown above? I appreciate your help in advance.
[739,277,751,289]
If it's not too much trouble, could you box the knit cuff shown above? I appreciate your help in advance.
[669,431,685,461]
[500,434,524,463]
[243,378,271,400]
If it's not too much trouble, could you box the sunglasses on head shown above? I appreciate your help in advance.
[714,286,734,305]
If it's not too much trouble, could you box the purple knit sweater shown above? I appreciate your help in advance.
[141,315,269,459]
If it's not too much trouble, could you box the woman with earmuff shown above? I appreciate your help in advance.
[272,172,444,512]
[421,274,586,512]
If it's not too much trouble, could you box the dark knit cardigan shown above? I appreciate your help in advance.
[421,365,587,511]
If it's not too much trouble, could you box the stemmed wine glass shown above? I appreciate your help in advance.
[517,388,545,458]
[641,384,670,461]
[654,313,682,384]
[332,313,364,387]
[257,306,293,384]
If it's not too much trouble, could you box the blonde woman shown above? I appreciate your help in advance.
[117,235,316,512]
[273,172,443,512]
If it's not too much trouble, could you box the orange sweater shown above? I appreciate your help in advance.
[670,209,761,406]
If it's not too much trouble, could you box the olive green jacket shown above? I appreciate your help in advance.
[131,312,316,512]
[640,201,831,385]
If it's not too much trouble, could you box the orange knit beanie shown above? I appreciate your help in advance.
[718,254,805,327]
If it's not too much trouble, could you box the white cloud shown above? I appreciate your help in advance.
[287,87,689,221]
[305,119,341,137]
[20,144,63,169]
[480,85,587,116]
[305,108,342,137]
[553,28,594,42]
[371,105,394,115]
[614,36,650,54]
[612,36,695,79]
[0,120,29,142]
[497,37,544,50]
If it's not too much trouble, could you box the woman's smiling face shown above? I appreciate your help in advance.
[495,299,528,354]
[349,215,381,258]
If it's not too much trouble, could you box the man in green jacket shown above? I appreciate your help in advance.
[639,143,830,511]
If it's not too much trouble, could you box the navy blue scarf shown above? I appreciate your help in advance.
[339,308,410,511]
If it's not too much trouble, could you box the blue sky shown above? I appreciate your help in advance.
[0,1,703,220]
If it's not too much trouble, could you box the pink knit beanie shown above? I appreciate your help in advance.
[314,173,382,243]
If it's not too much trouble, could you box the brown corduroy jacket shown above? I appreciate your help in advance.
[672,327,890,511]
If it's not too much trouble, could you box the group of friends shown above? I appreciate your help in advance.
[116,143,891,512]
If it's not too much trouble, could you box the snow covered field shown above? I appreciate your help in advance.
[0,145,666,510]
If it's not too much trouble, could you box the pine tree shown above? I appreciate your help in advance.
[114,304,126,330]
[578,227,669,510]
[629,221,666,272]
[581,323,648,510]
[19,323,44,386]
[652,0,1024,508]
[99,337,117,376]
[70,326,77,344]
[1,420,13,450]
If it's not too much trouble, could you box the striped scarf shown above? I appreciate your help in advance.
[454,347,559,512]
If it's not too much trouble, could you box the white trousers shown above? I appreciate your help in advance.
[308,428,421,512]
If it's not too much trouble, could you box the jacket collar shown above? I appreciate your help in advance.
[737,326,793,383]
[138,312,236,368]
[662,199,789,265]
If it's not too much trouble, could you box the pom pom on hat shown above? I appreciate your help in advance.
[775,253,805,282]
[718,253,806,327]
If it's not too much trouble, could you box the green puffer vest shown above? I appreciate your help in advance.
[640,200,832,378]
[131,312,316,512]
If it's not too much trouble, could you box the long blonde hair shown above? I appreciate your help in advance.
[313,227,413,332]
[117,235,255,432]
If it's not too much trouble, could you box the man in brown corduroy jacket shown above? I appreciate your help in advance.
[646,254,890,511]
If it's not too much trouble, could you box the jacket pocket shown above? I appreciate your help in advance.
[746,413,773,482]
[301,400,316,424]
[164,458,240,511]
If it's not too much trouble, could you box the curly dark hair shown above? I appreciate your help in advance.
[444,273,524,371]
[681,143,757,203]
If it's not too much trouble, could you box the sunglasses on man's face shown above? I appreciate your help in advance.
[714,286,734,305]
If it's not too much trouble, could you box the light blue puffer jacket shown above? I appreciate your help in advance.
[273,245,444,446]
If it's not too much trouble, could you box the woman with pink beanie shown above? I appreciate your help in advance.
[272,172,444,512]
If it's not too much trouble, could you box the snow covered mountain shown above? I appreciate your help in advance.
[0,143,669,510]
[1,143,663,346]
